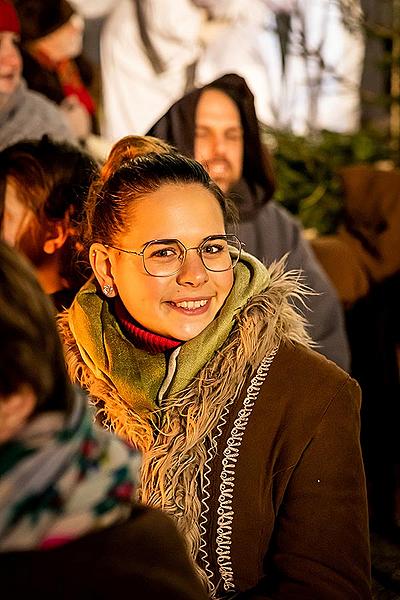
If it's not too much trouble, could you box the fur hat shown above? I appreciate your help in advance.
[0,0,20,34]
[14,0,73,41]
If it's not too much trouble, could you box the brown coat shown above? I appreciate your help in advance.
[311,165,400,307]
[200,341,371,598]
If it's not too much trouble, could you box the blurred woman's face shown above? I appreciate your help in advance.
[1,179,46,266]
[29,14,84,62]
[102,183,234,341]
[0,31,22,105]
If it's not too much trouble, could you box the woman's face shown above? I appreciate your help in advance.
[1,179,46,266]
[29,14,84,62]
[104,183,234,341]
[2,179,33,245]
[0,31,22,104]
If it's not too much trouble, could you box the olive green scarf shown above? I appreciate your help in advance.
[68,252,270,413]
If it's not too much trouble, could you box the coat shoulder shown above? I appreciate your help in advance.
[263,340,360,418]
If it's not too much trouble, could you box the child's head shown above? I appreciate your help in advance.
[0,136,98,293]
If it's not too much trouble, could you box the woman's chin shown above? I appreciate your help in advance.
[163,318,213,342]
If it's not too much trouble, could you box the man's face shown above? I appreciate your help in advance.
[194,89,243,194]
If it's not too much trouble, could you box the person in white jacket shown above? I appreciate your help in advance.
[69,0,218,141]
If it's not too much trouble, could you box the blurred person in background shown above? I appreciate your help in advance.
[0,239,208,600]
[0,136,97,310]
[68,0,218,140]
[71,0,364,139]
[0,0,73,151]
[15,0,97,142]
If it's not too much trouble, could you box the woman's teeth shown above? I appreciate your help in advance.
[175,299,208,309]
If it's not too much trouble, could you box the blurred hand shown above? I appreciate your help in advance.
[60,95,91,140]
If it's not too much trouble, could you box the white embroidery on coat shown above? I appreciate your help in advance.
[216,347,279,593]
[199,393,237,596]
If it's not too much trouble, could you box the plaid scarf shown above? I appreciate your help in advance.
[0,390,140,551]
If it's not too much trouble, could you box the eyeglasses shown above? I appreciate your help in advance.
[104,234,244,277]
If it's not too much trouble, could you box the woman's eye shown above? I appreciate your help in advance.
[150,247,177,259]
[202,243,224,255]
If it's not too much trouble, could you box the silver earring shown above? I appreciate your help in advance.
[103,284,114,296]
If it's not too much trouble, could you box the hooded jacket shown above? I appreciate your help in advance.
[59,260,371,599]
[147,73,350,371]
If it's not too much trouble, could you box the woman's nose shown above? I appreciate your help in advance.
[213,134,228,157]
[176,249,209,287]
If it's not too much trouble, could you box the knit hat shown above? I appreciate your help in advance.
[14,0,73,41]
[0,0,20,33]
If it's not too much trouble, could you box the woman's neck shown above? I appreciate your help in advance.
[114,298,181,355]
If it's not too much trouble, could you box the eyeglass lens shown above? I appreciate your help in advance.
[143,236,241,276]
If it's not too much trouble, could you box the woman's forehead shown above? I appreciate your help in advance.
[118,183,225,244]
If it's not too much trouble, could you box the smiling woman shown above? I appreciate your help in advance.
[59,135,372,599]
[91,182,234,341]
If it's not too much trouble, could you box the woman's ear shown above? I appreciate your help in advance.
[43,221,69,255]
[0,385,36,444]
[90,243,118,297]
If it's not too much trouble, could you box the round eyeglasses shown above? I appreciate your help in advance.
[104,234,244,277]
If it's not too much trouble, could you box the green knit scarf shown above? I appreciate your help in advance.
[68,252,270,413]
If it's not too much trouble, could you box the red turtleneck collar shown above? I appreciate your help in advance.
[114,298,181,355]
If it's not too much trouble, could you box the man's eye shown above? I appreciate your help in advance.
[226,131,243,141]
[195,128,208,138]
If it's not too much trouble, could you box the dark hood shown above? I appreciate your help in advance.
[147,74,276,220]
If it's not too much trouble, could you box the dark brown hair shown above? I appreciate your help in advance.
[81,135,236,250]
[0,240,73,412]
[0,136,98,290]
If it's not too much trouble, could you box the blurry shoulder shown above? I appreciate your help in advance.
[22,88,75,141]
[259,200,303,232]
[24,87,63,117]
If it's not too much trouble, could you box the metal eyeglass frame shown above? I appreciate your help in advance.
[103,234,244,277]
